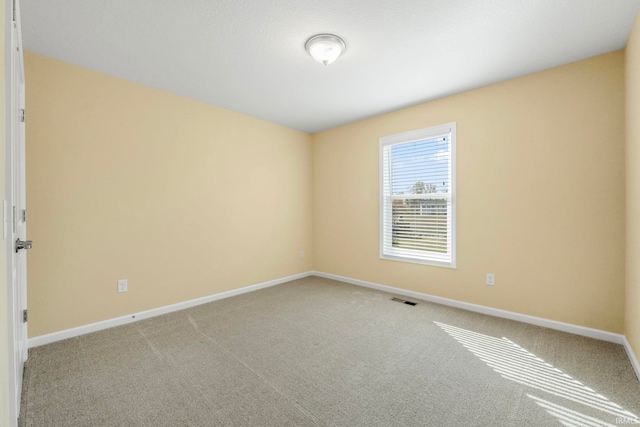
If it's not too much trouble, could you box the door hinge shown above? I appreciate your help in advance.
[22,309,27,323]
[12,0,16,22]
[20,109,25,123]
[21,209,26,223]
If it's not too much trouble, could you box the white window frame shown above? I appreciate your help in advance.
[379,122,457,268]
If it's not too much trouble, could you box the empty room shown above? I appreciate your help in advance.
[2,0,640,426]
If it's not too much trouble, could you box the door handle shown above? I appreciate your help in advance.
[15,238,32,253]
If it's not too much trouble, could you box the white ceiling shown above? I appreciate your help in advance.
[20,0,640,133]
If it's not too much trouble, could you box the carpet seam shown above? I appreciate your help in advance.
[186,315,324,427]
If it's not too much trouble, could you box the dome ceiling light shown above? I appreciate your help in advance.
[305,34,346,66]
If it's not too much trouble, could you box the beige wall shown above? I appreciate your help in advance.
[313,52,626,333]
[24,52,313,337]
[25,48,630,340]
[1,1,10,425]
[626,15,640,361]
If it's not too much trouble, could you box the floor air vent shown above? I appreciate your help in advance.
[391,297,418,306]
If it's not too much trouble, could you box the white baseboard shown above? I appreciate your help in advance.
[312,271,625,345]
[28,271,314,348]
[623,336,640,382]
[28,268,632,356]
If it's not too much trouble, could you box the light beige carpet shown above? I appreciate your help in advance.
[19,276,640,426]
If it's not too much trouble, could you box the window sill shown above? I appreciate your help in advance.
[380,254,456,269]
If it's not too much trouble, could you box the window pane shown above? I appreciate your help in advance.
[391,136,450,196]
[392,199,448,253]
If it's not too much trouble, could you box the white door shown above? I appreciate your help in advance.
[7,0,28,420]
[12,15,27,370]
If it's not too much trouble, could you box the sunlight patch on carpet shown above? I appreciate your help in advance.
[435,321,639,426]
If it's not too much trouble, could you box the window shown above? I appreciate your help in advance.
[379,122,456,267]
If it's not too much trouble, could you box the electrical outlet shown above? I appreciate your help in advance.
[486,274,495,286]
[117,279,128,293]
[299,250,304,259]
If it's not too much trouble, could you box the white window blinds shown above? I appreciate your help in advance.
[380,123,456,267]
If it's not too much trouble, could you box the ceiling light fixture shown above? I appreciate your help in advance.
[305,34,346,66]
